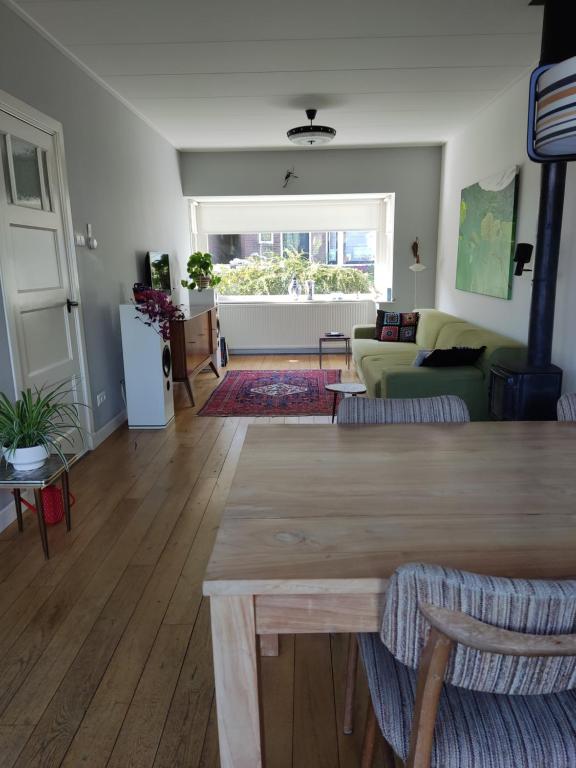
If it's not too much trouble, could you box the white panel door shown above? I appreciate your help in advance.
[0,111,87,452]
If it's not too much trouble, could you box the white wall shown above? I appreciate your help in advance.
[180,147,442,312]
[436,75,576,391]
[0,3,190,434]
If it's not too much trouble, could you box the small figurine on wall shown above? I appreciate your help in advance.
[282,167,299,188]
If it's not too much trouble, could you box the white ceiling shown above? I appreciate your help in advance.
[12,0,543,151]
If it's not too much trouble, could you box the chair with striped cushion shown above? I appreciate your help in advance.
[359,563,576,768]
[337,395,470,425]
[558,393,576,421]
[338,395,469,738]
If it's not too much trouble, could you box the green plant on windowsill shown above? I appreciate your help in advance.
[181,251,222,292]
[0,382,85,472]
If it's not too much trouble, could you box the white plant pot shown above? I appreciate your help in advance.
[3,445,49,472]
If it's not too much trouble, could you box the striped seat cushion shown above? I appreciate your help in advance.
[359,633,576,768]
[337,395,470,424]
[558,394,576,422]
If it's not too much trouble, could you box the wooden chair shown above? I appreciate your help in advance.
[337,395,470,736]
[359,563,576,768]
[557,393,576,421]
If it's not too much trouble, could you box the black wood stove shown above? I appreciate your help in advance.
[490,0,573,421]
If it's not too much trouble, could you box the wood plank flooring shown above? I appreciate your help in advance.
[0,355,389,768]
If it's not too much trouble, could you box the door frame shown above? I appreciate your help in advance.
[0,89,94,450]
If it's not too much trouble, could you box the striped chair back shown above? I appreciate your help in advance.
[558,394,576,421]
[337,395,470,425]
[381,563,576,695]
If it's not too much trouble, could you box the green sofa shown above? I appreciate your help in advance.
[352,309,525,420]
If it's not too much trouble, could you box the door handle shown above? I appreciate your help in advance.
[67,299,79,313]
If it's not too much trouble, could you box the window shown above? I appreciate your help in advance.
[191,195,394,300]
[1,134,52,211]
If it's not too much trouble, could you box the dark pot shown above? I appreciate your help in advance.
[133,282,149,303]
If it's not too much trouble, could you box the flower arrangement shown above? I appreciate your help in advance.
[134,289,185,341]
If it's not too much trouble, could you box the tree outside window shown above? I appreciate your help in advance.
[207,230,377,296]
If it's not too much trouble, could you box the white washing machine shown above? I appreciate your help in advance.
[119,304,175,428]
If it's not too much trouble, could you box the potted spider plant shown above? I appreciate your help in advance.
[181,252,222,292]
[0,382,84,471]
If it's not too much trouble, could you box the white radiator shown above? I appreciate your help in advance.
[218,300,374,352]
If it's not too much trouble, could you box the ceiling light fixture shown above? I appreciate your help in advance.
[287,109,336,146]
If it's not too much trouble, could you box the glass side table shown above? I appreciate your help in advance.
[324,382,367,423]
[0,455,79,560]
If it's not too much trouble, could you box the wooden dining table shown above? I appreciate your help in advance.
[203,421,576,768]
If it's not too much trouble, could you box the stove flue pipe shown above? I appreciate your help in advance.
[526,0,574,368]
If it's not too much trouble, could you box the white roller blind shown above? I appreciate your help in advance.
[195,198,383,234]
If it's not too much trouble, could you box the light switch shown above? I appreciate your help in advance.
[86,223,98,250]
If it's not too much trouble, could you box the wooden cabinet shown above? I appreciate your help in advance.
[170,307,219,406]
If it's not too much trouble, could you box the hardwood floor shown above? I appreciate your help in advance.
[0,355,390,768]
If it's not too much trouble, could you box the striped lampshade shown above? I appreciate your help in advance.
[530,55,576,160]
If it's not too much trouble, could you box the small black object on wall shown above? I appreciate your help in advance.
[513,243,533,276]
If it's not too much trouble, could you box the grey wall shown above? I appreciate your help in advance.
[0,3,189,433]
[180,147,442,311]
[436,75,576,392]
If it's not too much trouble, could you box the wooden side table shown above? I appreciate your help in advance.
[325,382,367,423]
[319,335,351,369]
[0,455,78,559]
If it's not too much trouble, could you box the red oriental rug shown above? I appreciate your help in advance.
[198,369,342,417]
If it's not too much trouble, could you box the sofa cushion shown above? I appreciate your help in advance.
[421,346,486,367]
[381,364,487,420]
[360,352,422,397]
[376,311,419,342]
[412,349,433,367]
[352,339,422,368]
[359,353,483,400]
[379,323,418,343]
[414,309,465,349]
[435,323,524,376]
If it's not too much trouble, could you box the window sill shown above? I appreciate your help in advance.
[217,295,381,305]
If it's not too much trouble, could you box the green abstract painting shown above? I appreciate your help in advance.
[456,168,519,300]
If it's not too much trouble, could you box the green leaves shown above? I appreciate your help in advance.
[217,251,372,296]
[181,251,222,292]
[0,381,86,467]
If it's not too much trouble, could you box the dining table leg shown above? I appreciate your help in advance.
[210,595,264,768]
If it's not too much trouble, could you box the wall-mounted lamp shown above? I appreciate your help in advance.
[409,238,426,307]
[514,243,533,276]
[409,238,426,273]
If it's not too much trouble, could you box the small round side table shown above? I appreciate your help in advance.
[325,382,367,423]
